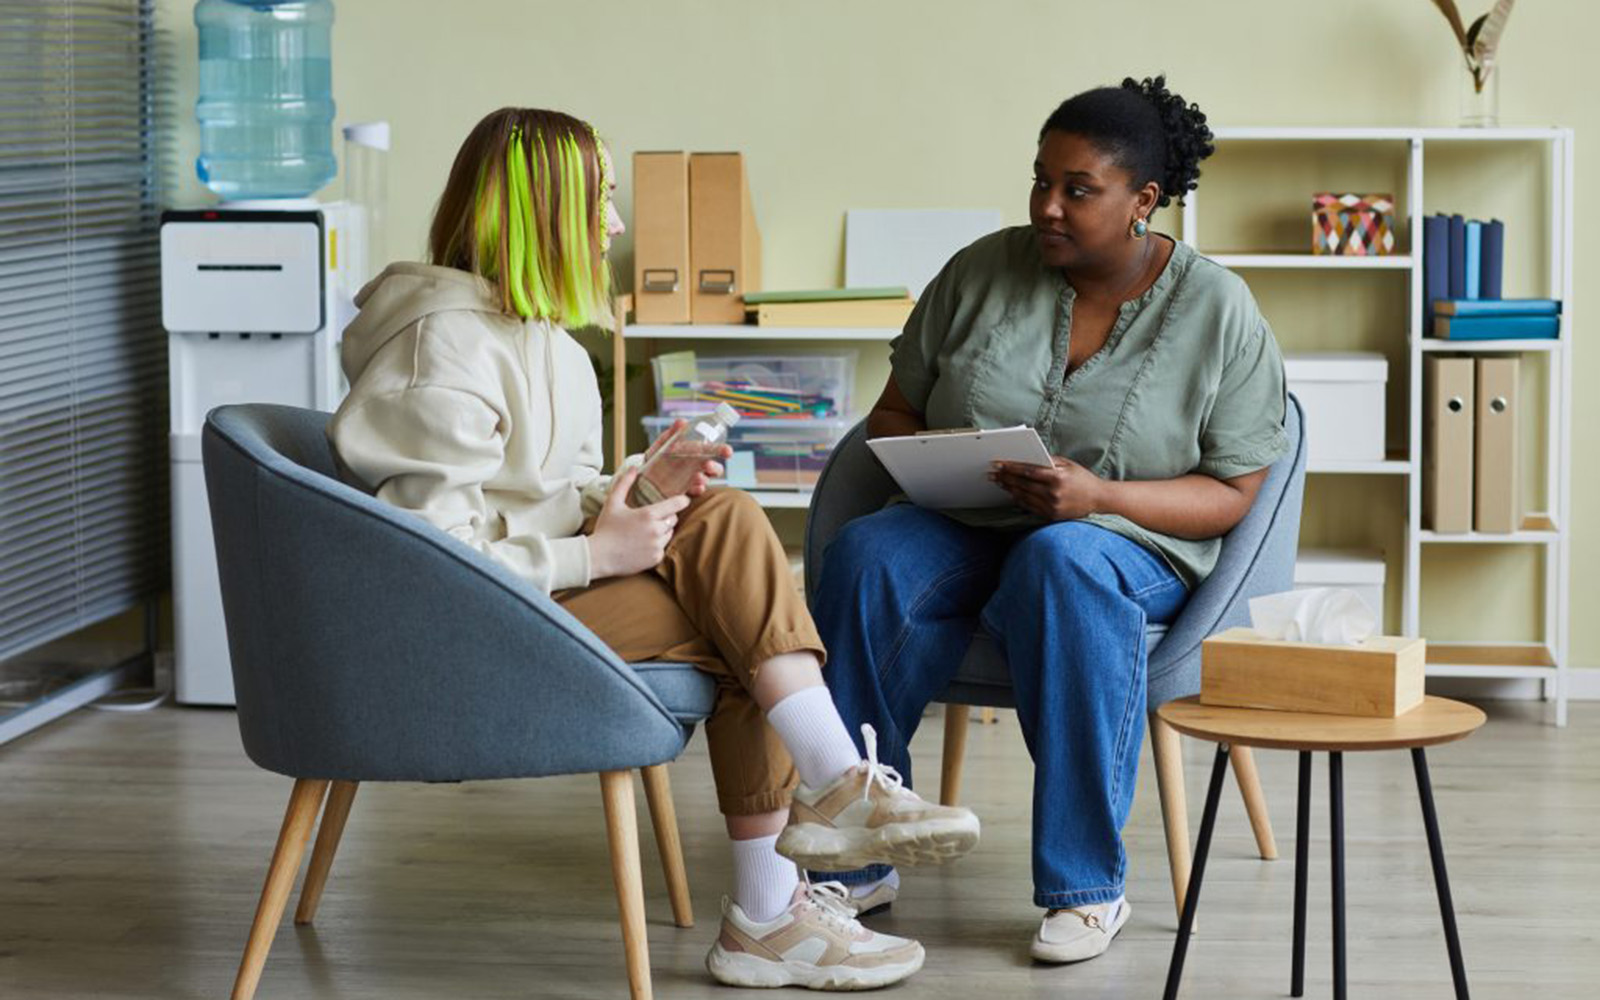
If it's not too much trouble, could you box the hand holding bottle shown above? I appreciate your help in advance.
[640,417,731,497]
[629,405,740,507]
[589,467,691,579]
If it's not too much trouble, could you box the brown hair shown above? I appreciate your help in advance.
[427,107,613,328]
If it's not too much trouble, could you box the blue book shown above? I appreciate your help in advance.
[1432,314,1560,340]
[1464,221,1482,299]
[1434,298,1561,317]
[1480,219,1505,300]
[1447,214,1467,299]
[1424,215,1450,325]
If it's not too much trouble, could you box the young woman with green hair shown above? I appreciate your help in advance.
[327,107,979,991]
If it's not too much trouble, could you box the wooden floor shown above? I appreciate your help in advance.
[1,698,1595,999]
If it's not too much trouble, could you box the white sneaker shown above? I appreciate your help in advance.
[706,881,925,990]
[845,871,899,917]
[1030,897,1131,963]
[776,725,980,871]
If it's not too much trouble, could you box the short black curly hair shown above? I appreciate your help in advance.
[1038,75,1215,212]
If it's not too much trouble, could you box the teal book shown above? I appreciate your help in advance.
[1432,314,1560,340]
[1464,221,1482,299]
[1434,298,1561,317]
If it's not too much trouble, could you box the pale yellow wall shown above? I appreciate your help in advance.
[154,0,1599,665]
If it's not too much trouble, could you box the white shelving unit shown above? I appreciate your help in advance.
[608,301,895,510]
[1181,126,1574,724]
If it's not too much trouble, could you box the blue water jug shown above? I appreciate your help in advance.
[195,0,336,200]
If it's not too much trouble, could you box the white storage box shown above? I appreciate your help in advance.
[1294,548,1386,625]
[651,352,857,420]
[1284,352,1388,464]
[643,414,853,491]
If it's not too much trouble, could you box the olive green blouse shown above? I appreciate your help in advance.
[889,226,1290,589]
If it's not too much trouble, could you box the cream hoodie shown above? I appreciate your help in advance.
[328,262,625,593]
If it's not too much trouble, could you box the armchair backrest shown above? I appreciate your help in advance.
[1145,394,1307,703]
[201,404,687,782]
[805,397,1309,707]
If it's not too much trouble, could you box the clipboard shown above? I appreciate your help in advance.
[866,425,1053,509]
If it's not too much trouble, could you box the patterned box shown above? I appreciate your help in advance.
[1312,193,1395,256]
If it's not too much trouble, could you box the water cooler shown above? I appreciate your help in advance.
[161,0,387,704]
[160,207,349,704]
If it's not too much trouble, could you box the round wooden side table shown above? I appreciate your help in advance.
[1156,695,1487,1000]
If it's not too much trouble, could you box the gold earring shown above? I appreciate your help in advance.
[1130,216,1149,239]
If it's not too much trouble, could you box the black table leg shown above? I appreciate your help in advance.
[1413,747,1471,1000]
[1162,743,1231,1000]
[1292,750,1311,997]
[1330,751,1346,1000]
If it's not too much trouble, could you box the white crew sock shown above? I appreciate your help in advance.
[731,834,800,923]
[765,685,863,790]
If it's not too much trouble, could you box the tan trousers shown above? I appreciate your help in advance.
[556,488,823,816]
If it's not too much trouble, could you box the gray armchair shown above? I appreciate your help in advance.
[805,396,1308,920]
[203,403,714,1000]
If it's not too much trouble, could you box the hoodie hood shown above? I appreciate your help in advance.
[340,262,506,383]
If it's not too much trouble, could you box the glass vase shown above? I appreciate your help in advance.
[1459,63,1501,128]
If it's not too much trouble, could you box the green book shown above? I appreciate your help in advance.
[741,286,910,305]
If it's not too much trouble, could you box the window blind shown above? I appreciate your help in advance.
[0,0,168,660]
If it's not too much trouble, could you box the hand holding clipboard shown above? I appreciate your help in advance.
[866,425,1053,509]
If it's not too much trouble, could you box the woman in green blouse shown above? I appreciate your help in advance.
[811,76,1289,963]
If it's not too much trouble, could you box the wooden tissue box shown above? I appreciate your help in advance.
[1200,627,1426,718]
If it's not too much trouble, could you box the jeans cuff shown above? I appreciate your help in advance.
[807,863,893,886]
[1034,884,1124,909]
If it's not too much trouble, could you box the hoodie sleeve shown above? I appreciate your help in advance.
[575,446,644,517]
[330,384,593,593]
[573,400,644,518]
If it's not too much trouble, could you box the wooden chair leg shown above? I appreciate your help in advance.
[940,704,971,807]
[232,778,329,1000]
[1231,745,1278,860]
[640,764,694,928]
[601,770,652,1000]
[294,780,359,925]
[1150,711,1193,925]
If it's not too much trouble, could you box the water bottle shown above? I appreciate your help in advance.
[194,0,337,201]
[629,404,741,508]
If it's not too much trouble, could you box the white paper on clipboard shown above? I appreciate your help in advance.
[866,425,1054,509]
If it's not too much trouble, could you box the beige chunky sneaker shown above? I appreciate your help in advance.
[776,725,980,871]
[705,881,925,990]
[1030,896,1131,963]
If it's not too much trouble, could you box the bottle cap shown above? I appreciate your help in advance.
[714,402,741,425]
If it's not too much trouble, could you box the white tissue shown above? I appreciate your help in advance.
[1247,588,1378,646]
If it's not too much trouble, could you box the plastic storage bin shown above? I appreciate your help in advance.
[651,352,857,420]
[642,414,853,491]
[1284,352,1388,464]
[1294,548,1386,624]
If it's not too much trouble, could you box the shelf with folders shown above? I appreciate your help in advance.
[1307,452,1412,476]
[1180,126,1574,725]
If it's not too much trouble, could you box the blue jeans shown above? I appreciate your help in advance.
[811,504,1187,909]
